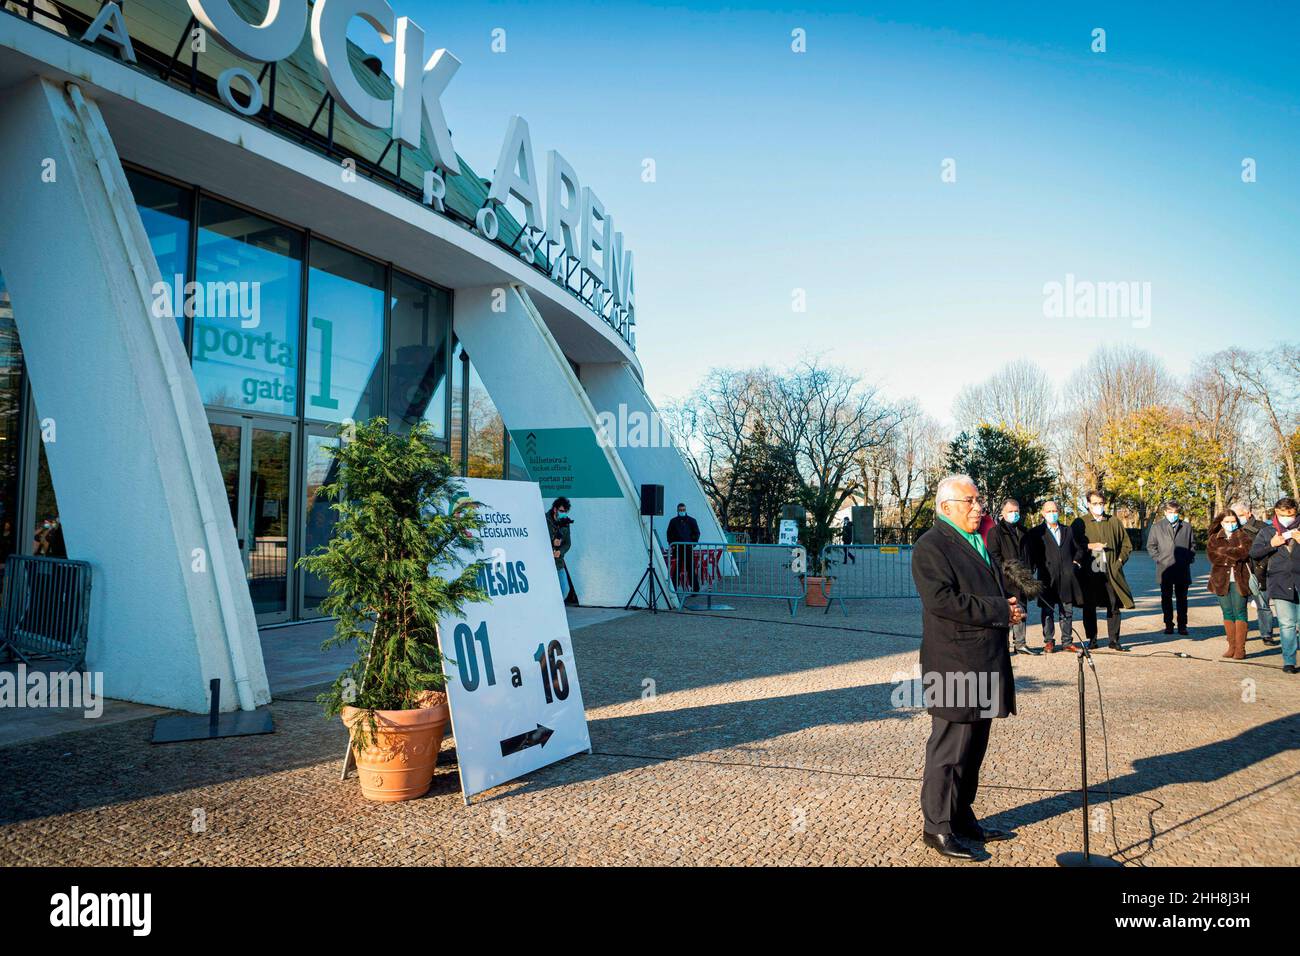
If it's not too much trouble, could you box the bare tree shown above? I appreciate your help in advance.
[763,359,898,561]
[1185,355,1249,514]
[1060,345,1171,499]
[866,399,946,532]
[661,367,767,531]
[952,359,1056,438]
[1223,347,1300,500]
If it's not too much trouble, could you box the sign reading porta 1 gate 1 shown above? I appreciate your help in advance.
[438,478,591,801]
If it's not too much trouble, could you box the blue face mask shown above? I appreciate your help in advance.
[1006,513,1020,525]
[1045,513,1059,525]
[1223,523,1238,534]
[1166,513,1179,524]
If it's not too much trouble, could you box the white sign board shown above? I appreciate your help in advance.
[438,478,591,801]
[778,519,800,546]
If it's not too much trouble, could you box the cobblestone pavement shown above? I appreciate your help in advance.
[1,555,1296,866]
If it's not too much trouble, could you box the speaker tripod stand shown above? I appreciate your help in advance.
[624,513,669,613]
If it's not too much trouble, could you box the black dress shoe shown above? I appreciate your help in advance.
[1108,641,1129,652]
[1178,628,1189,636]
[1087,639,1098,650]
[956,824,1015,843]
[923,832,977,860]
[1284,665,1297,674]
[1164,624,1174,635]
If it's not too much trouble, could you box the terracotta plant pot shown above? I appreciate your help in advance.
[805,575,830,607]
[341,694,450,802]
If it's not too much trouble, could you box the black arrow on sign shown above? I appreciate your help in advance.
[499,724,554,757]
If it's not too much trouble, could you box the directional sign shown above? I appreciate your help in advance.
[507,427,623,498]
[438,478,591,801]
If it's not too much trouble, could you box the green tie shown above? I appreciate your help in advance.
[939,515,990,565]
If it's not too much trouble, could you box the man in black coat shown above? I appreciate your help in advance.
[1025,499,1085,653]
[666,502,701,592]
[986,497,1031,655]
[911,474,1022,860]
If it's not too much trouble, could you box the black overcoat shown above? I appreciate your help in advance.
[911,520,1017,722]
[1025,521,1085,608]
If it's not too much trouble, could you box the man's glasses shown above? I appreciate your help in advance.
[939,496,985,509]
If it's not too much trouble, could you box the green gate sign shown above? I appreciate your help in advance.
[509,427,623,499]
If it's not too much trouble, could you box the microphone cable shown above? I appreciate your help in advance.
[1069,624,1141,866]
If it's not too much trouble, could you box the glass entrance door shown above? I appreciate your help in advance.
[208,412,296,624]
[299,425,340,618]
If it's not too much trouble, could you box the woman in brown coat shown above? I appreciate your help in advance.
[1207,510,1254,659]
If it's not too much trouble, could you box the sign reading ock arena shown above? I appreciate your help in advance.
[0,0,726,716]
[85,0,637,335]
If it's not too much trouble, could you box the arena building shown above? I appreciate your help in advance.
[0,0,722,711]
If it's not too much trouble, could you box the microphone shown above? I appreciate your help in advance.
[1001,557,1044,601]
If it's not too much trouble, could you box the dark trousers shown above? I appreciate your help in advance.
[671,543,698,591]
[1159,573,1189,629]
[1041,602,1075,644]
[921,716,992,835]
[1082,581,1123,643]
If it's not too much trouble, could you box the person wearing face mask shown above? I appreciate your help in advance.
[1232,501,1278,646]
[1207,510,1255,660]
[1070,490,1134,651]
[1026,499,1085,653]
[666,502,702,592]
[546,497,575,604]
[987,498,1032,654]
[1250,497,1300,674]
[1146,500,1196,636]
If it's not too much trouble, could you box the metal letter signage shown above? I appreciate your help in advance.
[162,0,634,329]
[186,0,306,63]
[438,479,591,801]
[310,0,395,128]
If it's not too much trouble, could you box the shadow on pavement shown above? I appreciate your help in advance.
[985,712,1300,857]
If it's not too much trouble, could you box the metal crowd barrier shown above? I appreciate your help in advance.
[819,544,918,615]
[668,541,806,616]
[0,555,94,670]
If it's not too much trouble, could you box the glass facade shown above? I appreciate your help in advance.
[305,241,385,425]
[126,168,192,343]
[193,197,302,417]
[388,272,451,441]
[0,168,527,623]
[0,276,23,565]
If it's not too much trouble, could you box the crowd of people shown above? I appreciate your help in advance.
[911,475,1298,861]
[972,491,1300,671]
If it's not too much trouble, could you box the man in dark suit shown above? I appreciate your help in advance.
[1025,499,1085,653]
[986,497,1031,655]
[911,474,1021,860]
[1146,500,1196,635]
[666,502,701,592]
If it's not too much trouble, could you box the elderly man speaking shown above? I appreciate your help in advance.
[911,474,1021,860]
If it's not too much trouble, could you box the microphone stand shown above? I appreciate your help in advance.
[1057,635,1121,867]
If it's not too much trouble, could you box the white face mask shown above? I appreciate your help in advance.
[1090,504,1104,517]
[1280,515,1298,528]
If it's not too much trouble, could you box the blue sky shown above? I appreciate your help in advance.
[370,0,1300,421]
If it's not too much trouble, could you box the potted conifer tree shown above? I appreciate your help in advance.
[299,418,485,802]
[801,520,835,607]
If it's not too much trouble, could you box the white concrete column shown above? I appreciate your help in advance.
[0,78,268,712]
[581,362,726,544]
[452,286,675,608]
